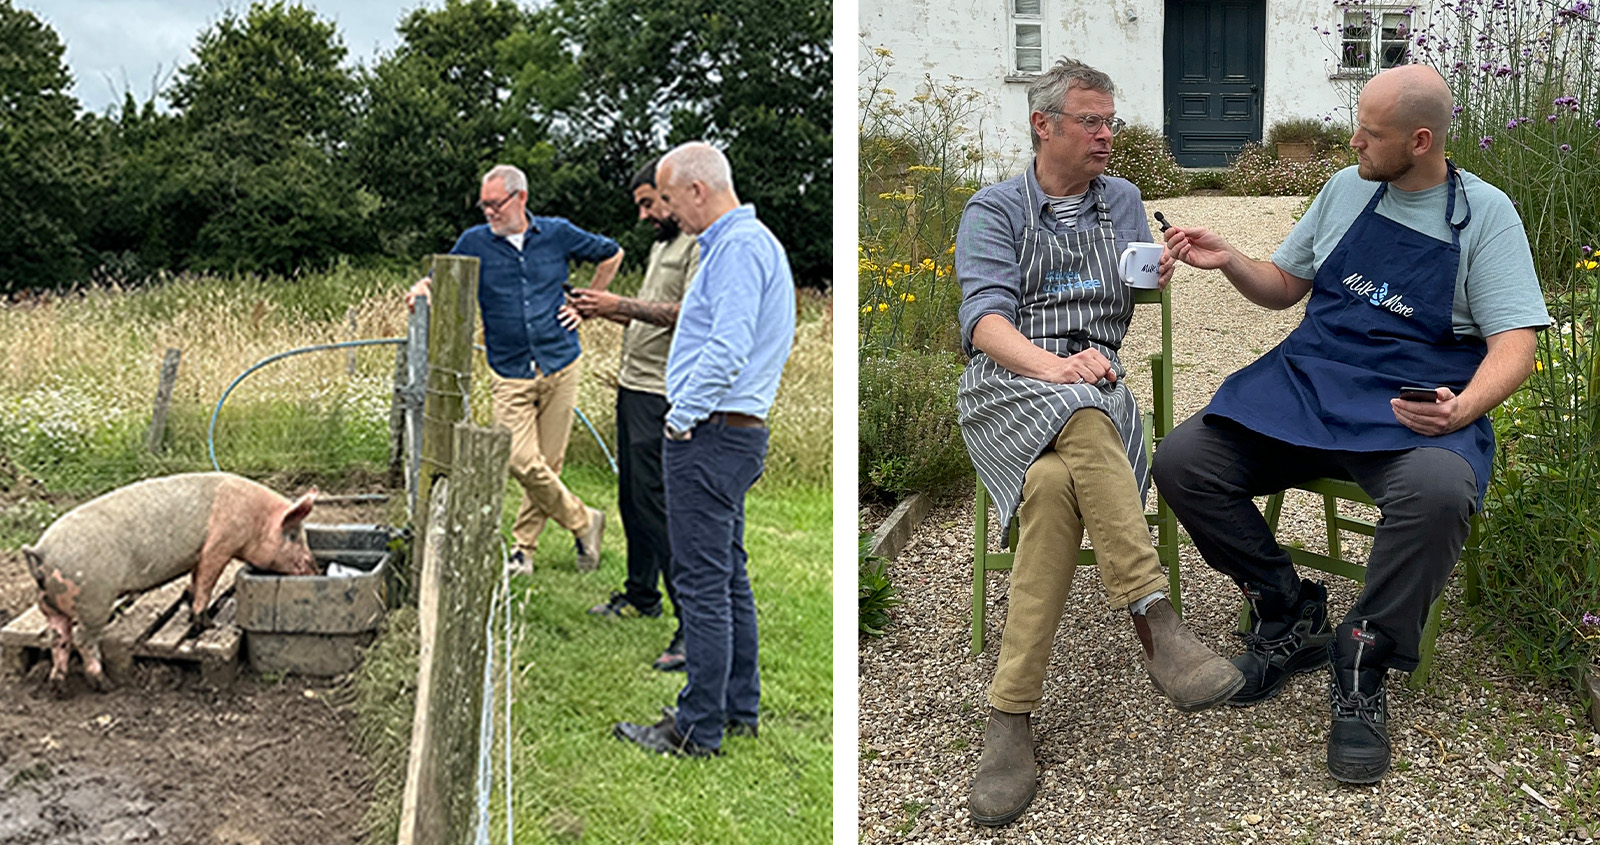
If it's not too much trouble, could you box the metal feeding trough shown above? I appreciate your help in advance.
[235,524,394,676]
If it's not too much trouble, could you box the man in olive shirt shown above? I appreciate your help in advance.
[573,157,699,671]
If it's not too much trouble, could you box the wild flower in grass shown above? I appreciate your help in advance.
[899,293,916,303]
[1562,144,1573,153]
[877,303,888,312]
[1480,136,1494,149]
[1584,611,1600,627]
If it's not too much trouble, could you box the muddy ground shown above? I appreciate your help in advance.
[0,498,392,845]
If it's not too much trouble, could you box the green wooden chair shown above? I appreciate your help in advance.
[971,286,1177,654]
[1259,478,1482,689]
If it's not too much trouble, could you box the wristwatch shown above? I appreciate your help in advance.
[665,423,693,441]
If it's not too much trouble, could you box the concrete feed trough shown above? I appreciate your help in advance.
[236,524,393,676]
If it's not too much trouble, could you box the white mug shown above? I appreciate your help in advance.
[1118,241,1164,290]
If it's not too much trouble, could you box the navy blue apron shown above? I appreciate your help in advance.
[1203,163,1493,505]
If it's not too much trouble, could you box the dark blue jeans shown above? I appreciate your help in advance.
[665,421,768,750]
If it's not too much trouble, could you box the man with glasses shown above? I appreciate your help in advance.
[407,164,623,573]
[1157,64,1547,783]
[955,58,1243,826]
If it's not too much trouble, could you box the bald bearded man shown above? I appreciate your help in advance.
[1154,64,1549,782]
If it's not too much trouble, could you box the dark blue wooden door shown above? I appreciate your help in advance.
[1163,0,1265,166]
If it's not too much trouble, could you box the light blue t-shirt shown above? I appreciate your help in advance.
[1273,165,1550,338]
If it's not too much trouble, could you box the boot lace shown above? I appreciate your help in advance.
[1330,680,1390,747]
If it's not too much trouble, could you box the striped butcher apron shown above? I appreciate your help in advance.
[957,180,1147,529]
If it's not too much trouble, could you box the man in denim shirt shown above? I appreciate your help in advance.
[613,142,795,758]
[408,164,623,572]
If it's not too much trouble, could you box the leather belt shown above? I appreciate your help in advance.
[704,411,766,429]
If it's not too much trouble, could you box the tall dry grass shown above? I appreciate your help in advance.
[0,264,833,495]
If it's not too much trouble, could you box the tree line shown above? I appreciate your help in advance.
[0,0,832,295]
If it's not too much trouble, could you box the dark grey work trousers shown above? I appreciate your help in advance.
[1152,414,1477,672]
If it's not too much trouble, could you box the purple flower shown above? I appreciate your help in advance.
[1585,245,1595,255]
[1480,136,1494,149]
[1453,105,1464,116]
[1507,119,1519,130]
[1562,144,1573,152]
[1585,611,1600,626]
[1549,114,1560,123]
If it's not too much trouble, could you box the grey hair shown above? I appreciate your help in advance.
[482,164,528,195]
[1026,58,1116,151]
[659,142,734,194]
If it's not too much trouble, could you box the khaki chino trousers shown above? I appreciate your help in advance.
[491,361,593,555]
[988,409,1167,714]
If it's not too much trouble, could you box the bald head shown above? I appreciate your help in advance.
[1362,64,1454,139]
[655,141,740,234]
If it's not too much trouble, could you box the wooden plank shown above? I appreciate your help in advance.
[142,604,193,655]
[102,578,188,651]
[398,423,511,845]
[0,605,50,648]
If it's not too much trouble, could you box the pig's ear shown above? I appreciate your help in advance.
[283,490,317,529]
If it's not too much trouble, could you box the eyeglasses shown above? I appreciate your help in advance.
[476,192,522,213]
[1043,110,1127,137]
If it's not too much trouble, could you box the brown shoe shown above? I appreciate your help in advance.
[575,507,604,571]
[1133,598,1245,712]
[968,709,1036,826]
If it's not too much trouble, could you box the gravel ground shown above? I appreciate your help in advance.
[857,195,1600,843]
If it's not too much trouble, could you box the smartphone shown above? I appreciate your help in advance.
[1398,386,1439,402]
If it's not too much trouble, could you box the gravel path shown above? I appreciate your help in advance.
[857,195,1600,843]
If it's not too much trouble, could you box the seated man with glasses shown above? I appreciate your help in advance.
[955,57,1242,827]
[407,164,624,573]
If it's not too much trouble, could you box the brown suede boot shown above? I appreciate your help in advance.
[968,709,1036,826]
[1132,598,1246,712]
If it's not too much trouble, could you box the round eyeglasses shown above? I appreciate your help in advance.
[1043,110,1127,137]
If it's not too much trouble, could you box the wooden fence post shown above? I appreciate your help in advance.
[396,422,511,845]
[146,348,182,454]
[412,254,478,540]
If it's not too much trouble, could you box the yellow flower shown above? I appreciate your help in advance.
[877,302,889,312]
[900,293,916,302]
[920,258,936,271]
[860,305,872,314]
[885,278,894,288]
[1578,259,1599,270]
[1535,360,1545,371]
[946,244,956,254]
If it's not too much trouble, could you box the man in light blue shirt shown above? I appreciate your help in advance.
[613,141,795,757]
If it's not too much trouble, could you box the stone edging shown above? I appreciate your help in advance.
[866,493,931,562]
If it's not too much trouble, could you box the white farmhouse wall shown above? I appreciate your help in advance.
[862,1,1426,171]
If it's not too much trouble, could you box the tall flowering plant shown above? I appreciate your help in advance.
[1326,0,1600,679]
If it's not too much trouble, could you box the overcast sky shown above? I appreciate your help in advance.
[25,0,425,114]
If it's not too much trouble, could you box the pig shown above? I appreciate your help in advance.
[20,472,318,694]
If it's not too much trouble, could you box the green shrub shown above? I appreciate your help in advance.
[859,350,972,504]
[1223,143,1353,196]
[1105,124,1191,199]
[1266,117,1351,153]
[1188,169,1228,191]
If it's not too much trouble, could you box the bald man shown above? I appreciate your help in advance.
[1155,64,1548,782]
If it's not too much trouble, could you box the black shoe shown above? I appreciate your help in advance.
[587,591,663,619]
[1228,579,1334,706]
[613,708,719,758]
[652,630,686,671]
[505,549,533,575]
[663,705,758,739]
[1327,621,1391,783]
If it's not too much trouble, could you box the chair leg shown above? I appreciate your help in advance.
[973,480,990,655]
[1408,591,1446,689]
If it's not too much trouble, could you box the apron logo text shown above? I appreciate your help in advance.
[1042,269,1103,294]
[1341,272,1416,318]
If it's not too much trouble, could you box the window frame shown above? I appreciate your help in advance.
[1008,0,1044,78]
[1333,5,1413,78]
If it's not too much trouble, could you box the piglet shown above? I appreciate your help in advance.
[21,472,318,694]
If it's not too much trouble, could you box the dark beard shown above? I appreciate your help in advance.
[653,217,681,241]
[1359,156,1413,183]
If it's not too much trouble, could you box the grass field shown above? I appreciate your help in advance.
[354,465,833,844]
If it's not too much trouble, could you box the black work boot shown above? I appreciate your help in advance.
[1327,620,1392,783]
[1228,578,1333,706]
